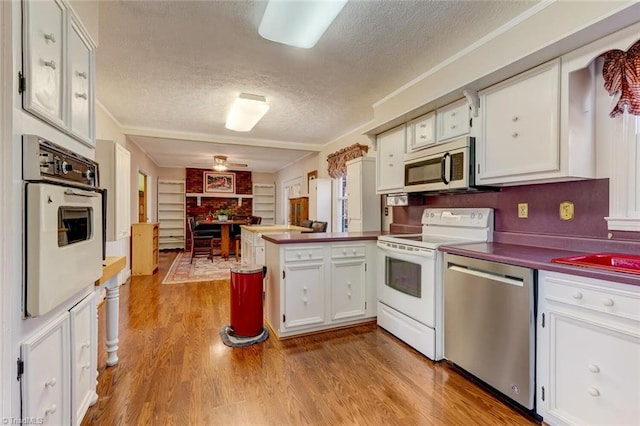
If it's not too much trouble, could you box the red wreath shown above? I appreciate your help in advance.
[601,39,640,117]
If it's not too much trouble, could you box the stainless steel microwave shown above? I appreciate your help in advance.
[404,136,476,193]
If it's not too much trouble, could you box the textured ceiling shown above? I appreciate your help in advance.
[97,0,538,171]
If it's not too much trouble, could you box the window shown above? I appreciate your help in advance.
[335,175,348,232]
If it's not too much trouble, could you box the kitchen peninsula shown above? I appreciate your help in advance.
[262,232,381,339]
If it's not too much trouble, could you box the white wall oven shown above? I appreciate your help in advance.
[23,135,102,317]
[377,208,493,361]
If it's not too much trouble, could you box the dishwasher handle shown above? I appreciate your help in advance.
[448,265,524,287]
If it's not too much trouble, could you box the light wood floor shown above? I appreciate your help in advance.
[82,251,539,425]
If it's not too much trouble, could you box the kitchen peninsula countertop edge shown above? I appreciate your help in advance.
[262,231,385,244]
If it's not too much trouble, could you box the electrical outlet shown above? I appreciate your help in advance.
[518,203,528,219]
[560,201,574,220]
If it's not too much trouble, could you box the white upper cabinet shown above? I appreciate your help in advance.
[68,16,94,143]
[436,99,471,142]
[406,112,436,152]
[22,0,96,147]
[22,0,66,128]
[477,59,562,185]
[375,125,405,194]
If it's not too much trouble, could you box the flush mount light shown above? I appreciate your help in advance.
[258,0,348,49]
[225,93,270,132]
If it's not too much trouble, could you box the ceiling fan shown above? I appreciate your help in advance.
[212,155,248,171]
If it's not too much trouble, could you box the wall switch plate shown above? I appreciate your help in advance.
[560,201,574,220]
[518,203,528,218]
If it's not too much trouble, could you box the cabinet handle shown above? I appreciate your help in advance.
[75,92,88,100]
[347,282,351,287]
[512,116,518,122]
[347,292,352,298]
[588,364,600,373]
[388,153,393,158]
[420,135,427,139]
[419,123,426,128]
[44,377,57,388]
[303,286,307,292]
[44,60,56,70]
[82,363,91,370]
[572,291,583,300]
[76,71,88,79]
[45,404,57,416]
[602,298,614,307]
[303,298,308,304]
[44,33,56,43]
[352,249,357,254]
[587,387,600,397]
[342,249,347,255]
[450,125,456,129]
[388,163,393,167]
[307,251,312,257]
[451,112,456,117]
[82,341,91,349]
[512,132,519,138]
[297,252,302,258]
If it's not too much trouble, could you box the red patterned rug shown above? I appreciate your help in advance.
[162,252,239,284]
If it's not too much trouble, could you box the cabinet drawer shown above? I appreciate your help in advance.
[284,246,324,262]
[331,245,366,259]
[437,100,470,142]
[544,276,640,322]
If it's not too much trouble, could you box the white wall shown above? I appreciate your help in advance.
[158,166,186,180]
[274,153,318,224]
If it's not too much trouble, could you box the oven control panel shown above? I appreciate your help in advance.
[23,135,99,188]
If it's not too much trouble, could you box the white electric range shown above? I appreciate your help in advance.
[376,208,494,360]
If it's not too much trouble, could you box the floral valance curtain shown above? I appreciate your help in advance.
[601,39,640,117]
[326,143,369,178]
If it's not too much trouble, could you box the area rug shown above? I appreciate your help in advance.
[162,252,239,284]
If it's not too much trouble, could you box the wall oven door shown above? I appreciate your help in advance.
[377,241,435,327]
[25,182,102,317]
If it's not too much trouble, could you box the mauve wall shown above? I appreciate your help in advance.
[392,178,640,242]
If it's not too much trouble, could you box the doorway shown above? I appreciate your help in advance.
[138,172,148,223]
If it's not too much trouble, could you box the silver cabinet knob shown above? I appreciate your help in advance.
[44,33,56,43]
[602,298,614,307]
[451,125,456,129]
[76,71,88,79]
[512,116,518,122]
[588,364,600,373]
[420,135,427,139]
[45,377,57,388]
[587,387,600,397]
[572,291,583,300]
[75,92,88,100]
[45,404,57,415]
[451,112,456,117]
[44,60,56,70]
[512,132,519,138]
[419,123,426,128]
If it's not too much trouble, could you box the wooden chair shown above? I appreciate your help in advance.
[189,217,221,263]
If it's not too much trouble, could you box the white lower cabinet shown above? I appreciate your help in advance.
[537,271,640,426]
[265,240,377,338]
[21,292,97,425]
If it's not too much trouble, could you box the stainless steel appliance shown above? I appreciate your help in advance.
[403,136,475,193]
[444,253,535,409]
[377,208,493,360]
[23,135,102,317]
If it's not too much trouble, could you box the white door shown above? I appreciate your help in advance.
[283,261,325,329]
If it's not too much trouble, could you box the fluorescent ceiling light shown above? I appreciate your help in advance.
[225,93,270,132]
[259,0,348,49]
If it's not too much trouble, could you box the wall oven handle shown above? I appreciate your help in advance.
[441,152,450,185]
[64,188,99,198]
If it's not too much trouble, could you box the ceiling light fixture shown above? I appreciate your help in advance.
[213,163,227,172]
[258,0,348,49]
[225,93,270,132]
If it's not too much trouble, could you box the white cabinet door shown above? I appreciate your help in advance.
[68,18,93,144]
[330,257,366,322]
[544,311,639,425]
[23,0,66,127]
[21,313,71,426]
[69,294,97,426]
[376,125,405,194]
[407,112,436,152]
[437,99,470,142]
[478,60,560,184]
[114,143,131,240]
[283,261,325,329]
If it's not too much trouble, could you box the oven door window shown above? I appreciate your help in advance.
[58,207,92,246]
[385,256,421,298]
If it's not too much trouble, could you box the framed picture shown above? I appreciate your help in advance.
[203,172,235,194]
[307,170,318,193]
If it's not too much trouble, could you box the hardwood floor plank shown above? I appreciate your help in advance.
[82,251,539,425]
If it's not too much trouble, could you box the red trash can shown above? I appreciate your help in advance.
[229,264,264,337]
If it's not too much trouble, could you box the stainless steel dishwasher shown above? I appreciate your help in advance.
[444,253,535,409]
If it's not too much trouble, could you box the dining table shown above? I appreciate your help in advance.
[195,218,248,260]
